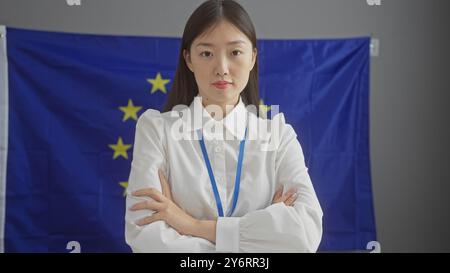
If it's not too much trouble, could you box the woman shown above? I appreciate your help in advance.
[125,0,323,253]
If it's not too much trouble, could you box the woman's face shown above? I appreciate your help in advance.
[184,20,257,109]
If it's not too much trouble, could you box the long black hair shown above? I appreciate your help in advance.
[163,0,260,112]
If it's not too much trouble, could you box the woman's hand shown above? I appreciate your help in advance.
[130,169,198,236]
[272,185,298,206]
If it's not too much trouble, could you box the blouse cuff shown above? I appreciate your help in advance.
[215,217,240,253]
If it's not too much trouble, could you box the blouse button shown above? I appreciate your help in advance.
[214,146,222,153]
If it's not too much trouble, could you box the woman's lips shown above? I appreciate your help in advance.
[212,81,231,90]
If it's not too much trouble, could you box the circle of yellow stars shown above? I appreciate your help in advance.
[108,72,171,196]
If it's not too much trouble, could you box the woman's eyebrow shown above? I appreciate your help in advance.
[195,40,247,48]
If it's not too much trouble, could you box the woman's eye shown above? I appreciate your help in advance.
[200,51,212,57]
[232,50,242,56]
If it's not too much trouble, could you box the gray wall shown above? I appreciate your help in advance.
[1,0,449,252]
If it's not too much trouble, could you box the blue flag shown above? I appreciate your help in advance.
[0,27,376,252]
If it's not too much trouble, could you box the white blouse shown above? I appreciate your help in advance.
[125,95,323,253]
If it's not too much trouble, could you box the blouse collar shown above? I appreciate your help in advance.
[180,95,248,140]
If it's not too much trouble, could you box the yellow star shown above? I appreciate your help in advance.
[147,72,170,94]
[108,137,132,159]
[259,99,271,116]
[119,181,128,197]
[119,99,142,122]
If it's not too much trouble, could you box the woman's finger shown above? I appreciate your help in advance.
[135,213,163,226]
[272,186,284,203]
[130,200,163,211]
[132,188,164,202]
[280,188,297,203]
[158,169,173,200]
[284,192,299,206]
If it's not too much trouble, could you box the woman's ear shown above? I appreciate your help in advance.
[184,49,194,72]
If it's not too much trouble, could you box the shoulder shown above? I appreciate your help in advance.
[249,111,297,136]
[135,109,167,142]
[137,109,163,129]
[137,108,182,125]
[248,111,298,150]
[271,112,298,143]
[136,108,186,136]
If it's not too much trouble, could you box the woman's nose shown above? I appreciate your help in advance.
[214,56,229,76]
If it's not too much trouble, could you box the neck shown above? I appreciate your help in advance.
[202,97,240,121]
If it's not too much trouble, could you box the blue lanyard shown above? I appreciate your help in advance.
[197,127,247,217]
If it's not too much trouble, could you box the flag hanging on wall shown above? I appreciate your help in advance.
[0,26,376,252]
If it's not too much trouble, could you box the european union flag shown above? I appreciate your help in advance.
[0,26,375,252]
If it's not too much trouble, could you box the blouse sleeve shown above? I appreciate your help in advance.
[215,114,323,253]
[124,109,216,252]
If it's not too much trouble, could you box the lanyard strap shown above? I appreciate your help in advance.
[197,128,247,217]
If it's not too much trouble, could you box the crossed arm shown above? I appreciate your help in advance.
[130,169,300,244]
